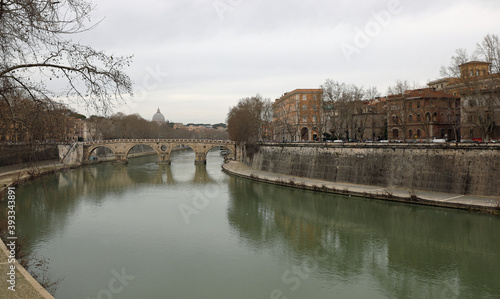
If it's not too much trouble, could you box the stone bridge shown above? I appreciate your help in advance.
[60,139,237,165]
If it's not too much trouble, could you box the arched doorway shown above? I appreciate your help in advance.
[392,129,399,139]
[300,127,309,141]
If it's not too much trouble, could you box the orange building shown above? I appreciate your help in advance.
[273,89,323,141]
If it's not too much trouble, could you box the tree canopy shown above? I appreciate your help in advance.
[227,95,271,144]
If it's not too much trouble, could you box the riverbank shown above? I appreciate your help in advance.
[222,161,500,214]
[0,160,63,298]
[0,160,69,190]
[0,240,54,298]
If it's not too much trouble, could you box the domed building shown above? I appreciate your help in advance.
[152,108,166,124]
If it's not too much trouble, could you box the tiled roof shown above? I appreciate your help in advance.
[388,88,459,100]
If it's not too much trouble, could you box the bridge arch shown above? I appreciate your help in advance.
[205,144,235,160]
[86,145,116,161]
[125,144,159,160]
[167,144,194,154]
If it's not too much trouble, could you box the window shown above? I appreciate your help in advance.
[417,129,421,137]
[313,116,317,123]
[392,129,399,138]
[313,95,317,101]
[302,116,307,122]
[417,102,421,108]
[303,95,307,101]
[409,115,413,123]
[409,130,413,138]
[455,114,460,122]
[303,104,307,110]
[417,114,421,122]
[448,114,452,122]
[426,113,431,122]
[432,112,437,122]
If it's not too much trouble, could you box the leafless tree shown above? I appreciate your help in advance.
[273,98,299,142]
[260,98,274,141]
[364,86,383,140]
[441,34,500,141]
[227,95,265,144]
[321,79,346,139]
[475,34,500,74]
[308,98,328,141]
[321,80,367,140]
[0,0,133,141]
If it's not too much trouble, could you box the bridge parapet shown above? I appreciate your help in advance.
[81,139,235,145]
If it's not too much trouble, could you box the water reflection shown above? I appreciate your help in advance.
[226,177,500,298]
[0,154,219,252]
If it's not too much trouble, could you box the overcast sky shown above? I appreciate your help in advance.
[74,0,500,124]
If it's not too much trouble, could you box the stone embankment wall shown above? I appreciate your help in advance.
[0,143,59,167]
[246,143,500,197]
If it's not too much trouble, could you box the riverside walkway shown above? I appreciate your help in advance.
[0,241,54,299]
[222,161,500,214]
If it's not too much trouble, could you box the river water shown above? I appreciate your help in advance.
[2,150,500,298]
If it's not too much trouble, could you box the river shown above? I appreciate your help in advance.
[1,149,499,298]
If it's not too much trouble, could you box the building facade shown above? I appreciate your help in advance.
[429,61,500,141]
[386,88,460,141]
[273,89,324,141]
[349,98,387,141]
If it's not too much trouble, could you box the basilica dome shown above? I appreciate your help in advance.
[152,108,166,123]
